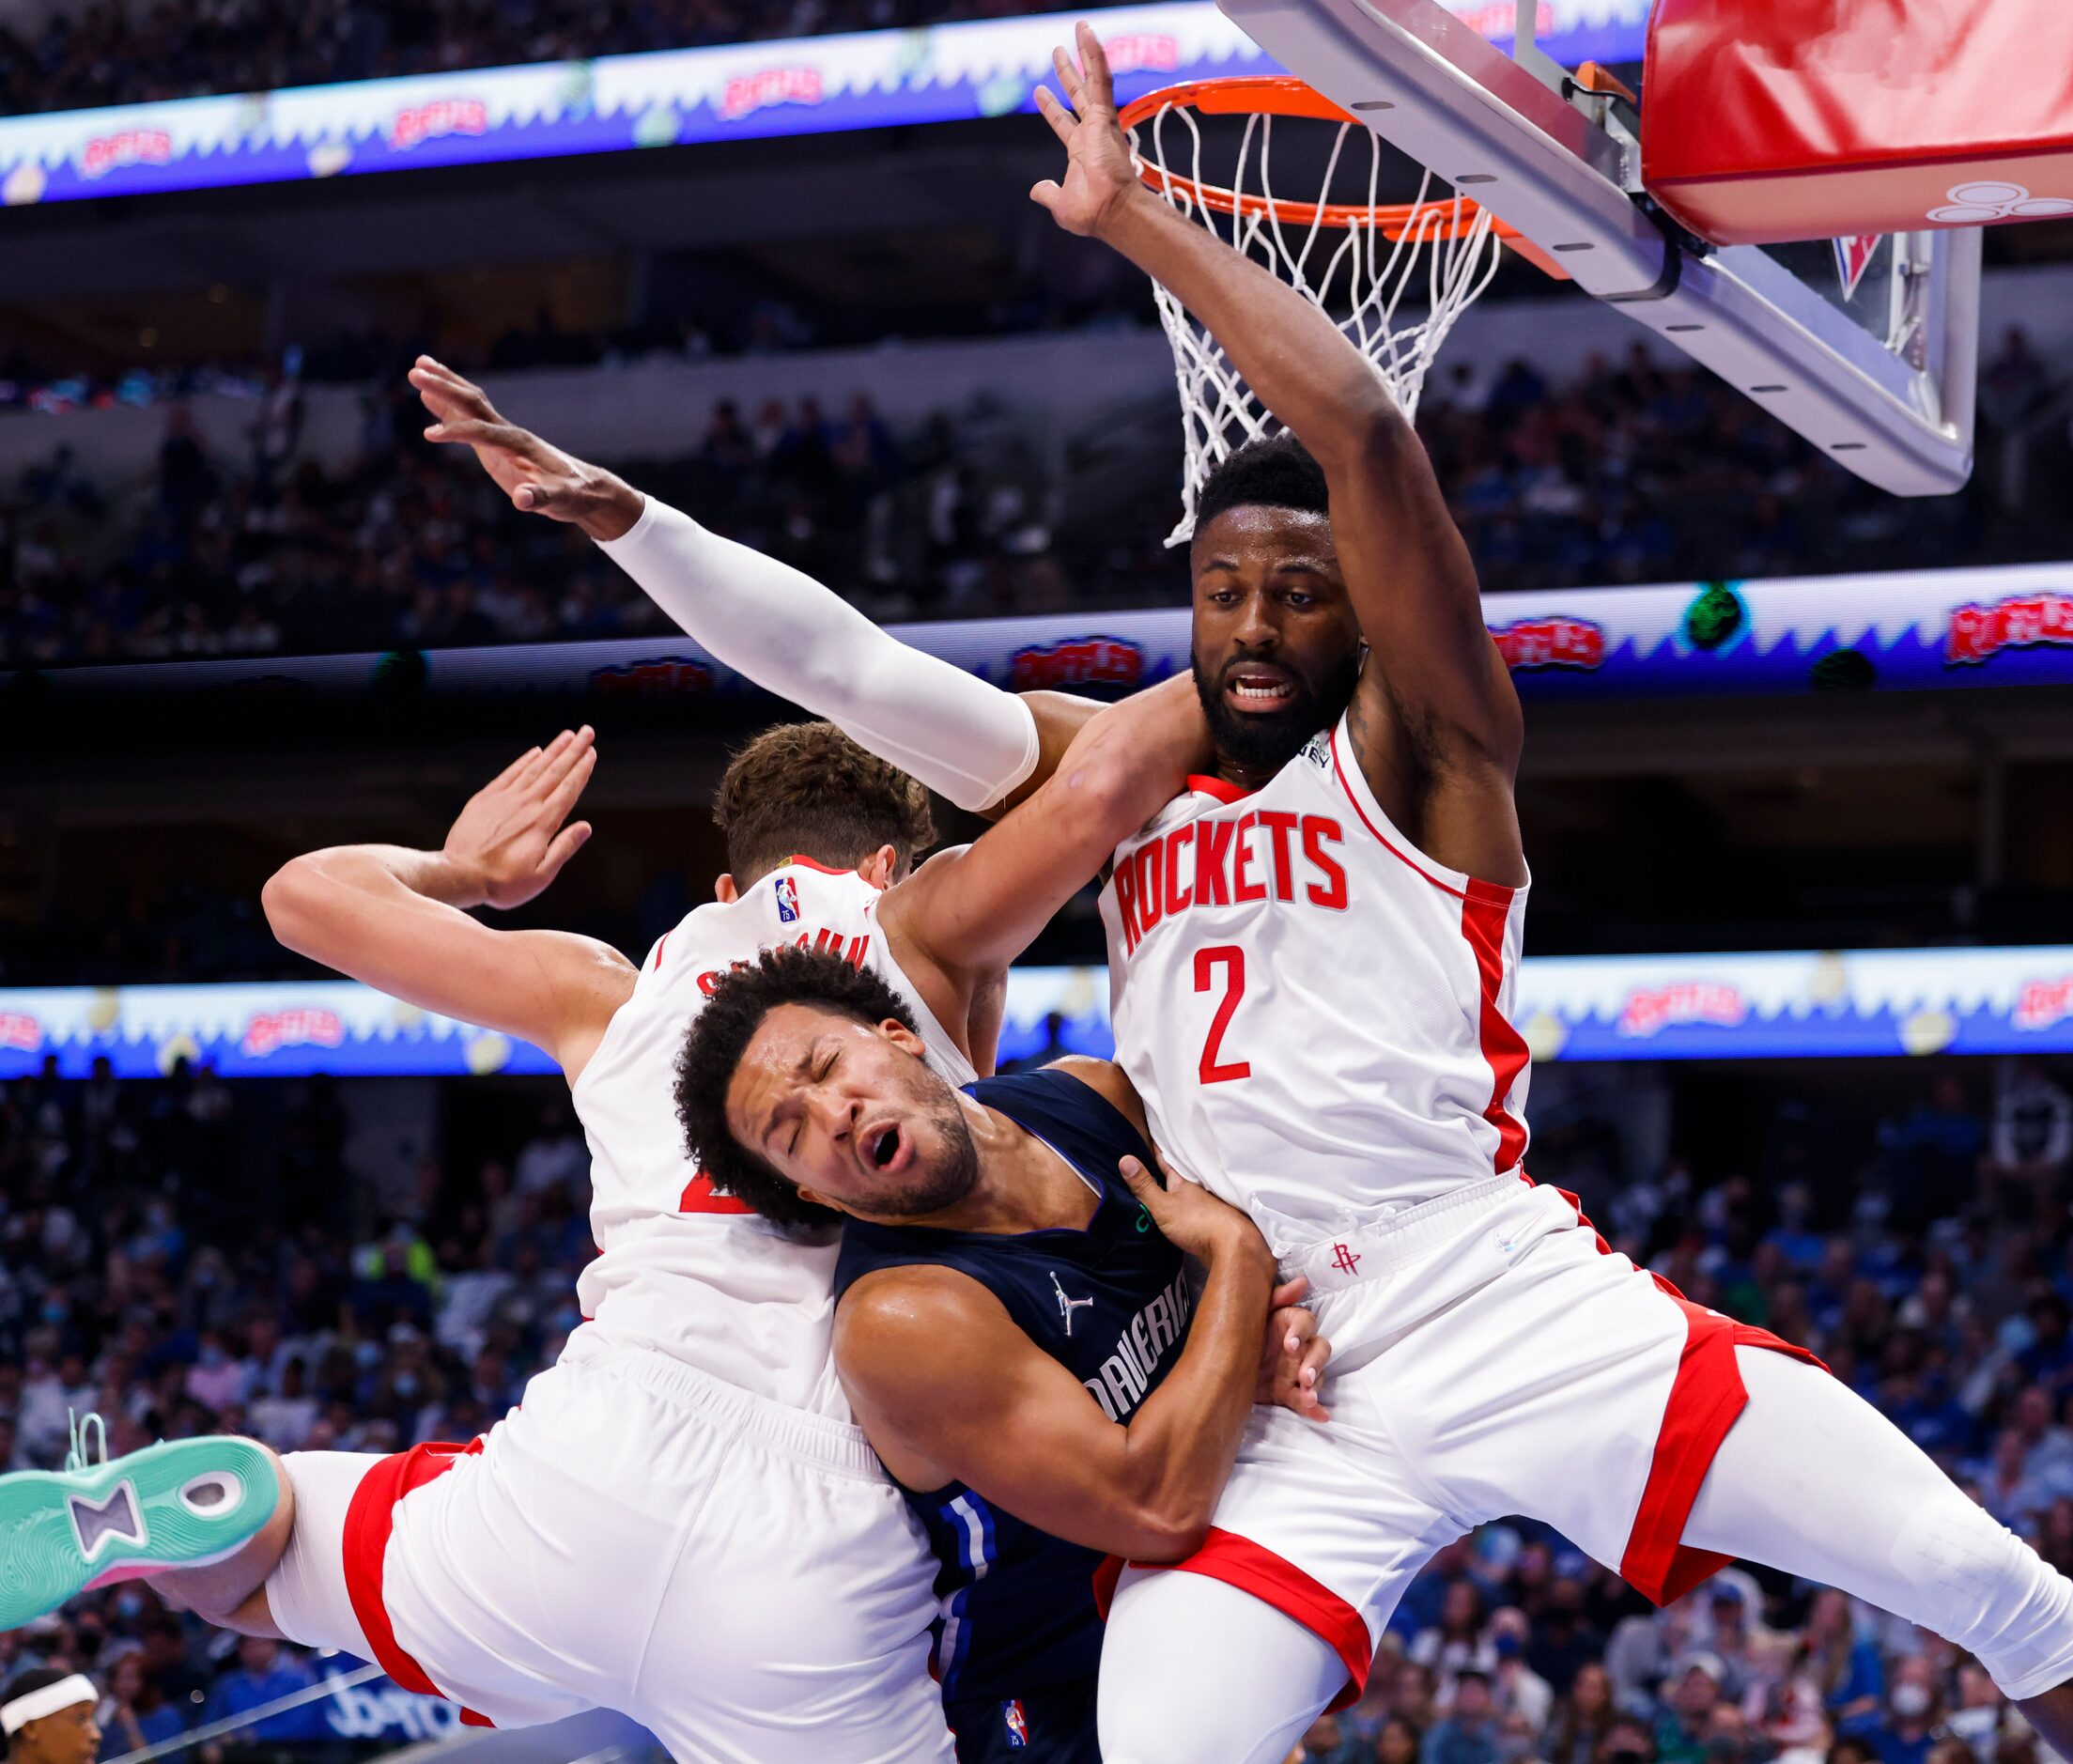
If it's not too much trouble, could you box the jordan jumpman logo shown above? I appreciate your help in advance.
[1050,1271,1094,1338]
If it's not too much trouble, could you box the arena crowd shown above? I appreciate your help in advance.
[0,328,2064,671]
[2,1049,2071,1760]
[0,0,1063,120]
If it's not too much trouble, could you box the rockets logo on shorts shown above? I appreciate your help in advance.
[773,874,800,923]
[1002,1699,1029,1747]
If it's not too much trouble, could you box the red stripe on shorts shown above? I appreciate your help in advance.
[1619,1286,1828,1605]
[340,1439,495,1728]
[1096,1528,1373,1713]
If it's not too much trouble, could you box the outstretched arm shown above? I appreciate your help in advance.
[262,729,636,1080]
[876,672,1208,1020]
[410,359,1099,815]
[1034,27,1524,882]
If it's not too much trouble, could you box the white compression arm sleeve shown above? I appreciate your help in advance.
[596,495,1040,812]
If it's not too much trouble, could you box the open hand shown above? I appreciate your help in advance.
[443,728,597,909]
[410,356,641,541]
[1259,1276,1331,1424]
[1030,22,1143,238]
[1117,1147,1272,1272]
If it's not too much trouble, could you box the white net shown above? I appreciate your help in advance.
[1129,92,1507,543]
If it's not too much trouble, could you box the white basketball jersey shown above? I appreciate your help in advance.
[1098,715,1531,1259]
[569,859,977,1419]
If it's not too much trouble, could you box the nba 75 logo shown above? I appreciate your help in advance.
[1002,1700,1029,1747]
[773,875,800,924]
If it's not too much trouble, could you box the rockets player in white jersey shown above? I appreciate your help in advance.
[395,214,2073,1760]
[0,674,1228,1760]
[1009,26,2073,1762]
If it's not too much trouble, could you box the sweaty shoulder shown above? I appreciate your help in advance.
[1039,1057,1148,1141]
[835,1265,1015,1393]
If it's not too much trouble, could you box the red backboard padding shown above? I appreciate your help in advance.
[1642,0,2073,246]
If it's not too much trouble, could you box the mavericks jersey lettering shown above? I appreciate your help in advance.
[571,860,976,1419]
[834,1069,1189,1710]
[1098,714,1532,1259]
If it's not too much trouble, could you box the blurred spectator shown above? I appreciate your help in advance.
[1378,1716,1426,1764]
[198,1636,323,1754]
[1601,1717,1659,1764]
[99,1650,183,1755]
[1489,1606,1555,1732]
[1413,1580,1492,1694]
[1871,1658,1942,1764]
[1799,1590,1883,1739]
[514,1100,588,1199]
[1655,1657,1727,1764]
[1291,1710,1379,1764]
[1424,1668,1502,1764]
[1550,1663,1619,1764]
[1944,1662,2012,1763]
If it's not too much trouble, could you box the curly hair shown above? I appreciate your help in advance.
[714,720,936,887]
[675,943,919,1229]
[1193,431,1330,535]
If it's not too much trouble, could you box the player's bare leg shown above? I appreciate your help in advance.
[0,1420,286,1634]
[1683,1348,2073,1743]
[146,1443,297,1638]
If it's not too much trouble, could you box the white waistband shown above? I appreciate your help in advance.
[555,1330,886,1480]
[1284,1172,1531,1292]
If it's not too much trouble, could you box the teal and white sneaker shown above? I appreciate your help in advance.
[0,1414,280,1631]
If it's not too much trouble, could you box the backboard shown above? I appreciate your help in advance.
[1215,0,1981,497]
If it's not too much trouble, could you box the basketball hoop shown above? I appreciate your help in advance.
[1118,75,1560,544]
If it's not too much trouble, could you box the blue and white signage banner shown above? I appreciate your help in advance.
[0,1,1650,208]
[7,946,2073,1078]
[18,561,2073,703]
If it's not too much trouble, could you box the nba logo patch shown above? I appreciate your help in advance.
[1002,1700,1029,1747]
[774,875,800,923]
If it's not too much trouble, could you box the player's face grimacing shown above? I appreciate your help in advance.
[724,1003,980,1223]
[1188,503,1364,779]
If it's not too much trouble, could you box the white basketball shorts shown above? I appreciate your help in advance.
[1096,1176,1819,1709]
[265,1329,952,1763]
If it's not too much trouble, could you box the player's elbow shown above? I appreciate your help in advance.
[1055,741,1155,841]
[1116,1489,1214,1564]
[1310,389,1416,476]
[260,859,325,952]
[1350,397,1421,467]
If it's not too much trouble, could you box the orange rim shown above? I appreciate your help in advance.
[1116,75,1567,277]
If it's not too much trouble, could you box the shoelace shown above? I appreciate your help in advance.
[65,1409,108,1475]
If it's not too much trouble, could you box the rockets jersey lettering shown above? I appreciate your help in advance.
[570,859,977,1419]
[1097,713,1531,1259]
[834,1069,1187,1705]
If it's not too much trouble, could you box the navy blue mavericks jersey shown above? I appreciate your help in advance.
[833,1067,1193,1715]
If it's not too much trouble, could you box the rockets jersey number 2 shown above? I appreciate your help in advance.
[1096,716,1532,1257]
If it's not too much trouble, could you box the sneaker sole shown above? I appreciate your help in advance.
[0,1437,279,1631]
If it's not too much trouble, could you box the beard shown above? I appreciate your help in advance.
[1193,644,1363,776]
[870,1086,981,1219]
